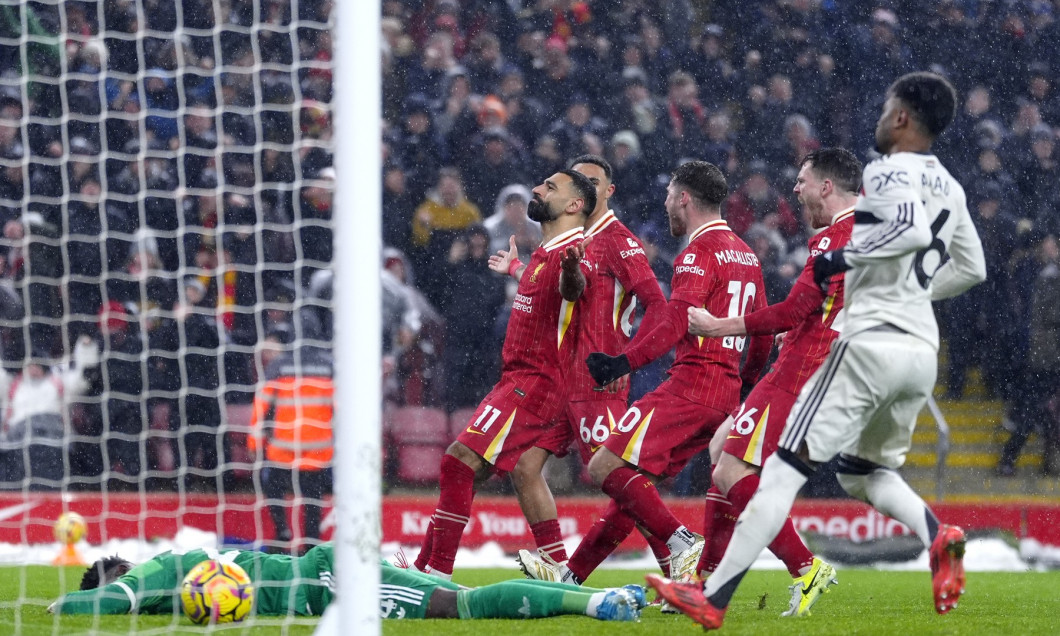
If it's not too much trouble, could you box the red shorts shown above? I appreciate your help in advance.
[603,386,728,478]
[456,381,567,473]
[559,398,628,464]
[722,379,799,467]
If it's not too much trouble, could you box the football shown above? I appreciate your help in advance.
[180,560,254,624]
[53,512,86,545]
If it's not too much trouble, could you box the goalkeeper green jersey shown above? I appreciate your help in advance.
[55,543,334,617]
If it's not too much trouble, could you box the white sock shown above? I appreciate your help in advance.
[861,468,935,546]
[585,592,607,618]
[704,455,806,598]
[666,526,696,555]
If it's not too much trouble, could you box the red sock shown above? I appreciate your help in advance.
[698,485,734,576]
[414,516,435,571]
[642,526,671,576]
[726,474,814,578]
[530,519,568,563]
[567,500,635,582]
[426,454,476,575]
[601,466,682,544]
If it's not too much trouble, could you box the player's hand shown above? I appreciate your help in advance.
[687,307,724,337]
[585,352,631,387]
[560,235,592,273]
[603,373,629,394]
[488,235,519,275]
[774,332,787,351]
[812,250,850,290]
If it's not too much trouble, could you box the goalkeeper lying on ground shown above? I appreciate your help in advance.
[50,543,645,621]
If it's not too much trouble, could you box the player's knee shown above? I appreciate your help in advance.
[587,448,619,485]
[712,453,755,495]
[445,442,486,475]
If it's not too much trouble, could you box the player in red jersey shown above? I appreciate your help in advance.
[509,155,670,579]
[412,169,598,579]
[582,160,772,584]
[686,148,861,617]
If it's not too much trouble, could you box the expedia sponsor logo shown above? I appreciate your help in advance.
[512,293,533,313]
[714,250,760,266]
[675,264,706,276]
[619,247,645,259]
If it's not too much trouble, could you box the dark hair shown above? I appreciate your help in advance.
[558,168,598,215]
[567,154,612,181]
[888,72,958,137]
[801,148,863,195]
[81,556,133,590]
[671,160,728,207]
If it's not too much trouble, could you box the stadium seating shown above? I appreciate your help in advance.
[388,407,450,485]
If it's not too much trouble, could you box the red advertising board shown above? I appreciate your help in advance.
[0,493,1056,549]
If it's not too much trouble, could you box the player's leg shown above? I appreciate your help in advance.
[833,333,965,613]
[588,446,699,574]
[263,466,294,548]
[421,440,489,577]
[511,446,567,565]
[697,340,864,615]
[588,394,712,580]
[452,580,640,621]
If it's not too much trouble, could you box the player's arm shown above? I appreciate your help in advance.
[739,284,772,388]
[626,273,668,347]
[841,161,933,266]
[559,238,590,302]
[930,200,986,300]
[50,557,174,615]
[488,235,525,280]
[586,297,693,386]
[689,276,824,337]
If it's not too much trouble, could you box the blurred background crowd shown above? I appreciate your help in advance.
[0,0,1057,493]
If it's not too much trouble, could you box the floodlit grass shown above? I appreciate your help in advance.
[3,564,1059,634]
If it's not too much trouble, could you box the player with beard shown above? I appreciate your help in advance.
[509,154,671,581]
[580,160,773,586]
[412,169,597,579]
[649,72,986,629]
[684,148,861,617]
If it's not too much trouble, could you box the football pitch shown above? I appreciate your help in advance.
[2,566,1058,635]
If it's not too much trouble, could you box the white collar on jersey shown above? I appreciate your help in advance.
[832,206,855,225]
[542,227,585,252]
[688,219,729,242]
[585,210,617,238]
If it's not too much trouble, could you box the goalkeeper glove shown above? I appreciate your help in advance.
[812,250,850,290]
[585,352,632,387]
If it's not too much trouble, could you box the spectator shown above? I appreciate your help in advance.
[483,184,540,258]
[440,225,505,411]
[546,93,610,160]
[723,161,801,241]
[607,130,654,229]
[462,127,527,213]
[410,166,481,306]
[0,336,98,489]
[96,301,146,486]
[998,234,1060,476]
[248,340,334,554]
[665,71,707,160]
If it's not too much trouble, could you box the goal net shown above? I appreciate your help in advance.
[0,0,374,631]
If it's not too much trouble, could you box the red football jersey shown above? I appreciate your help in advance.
[500,227,585,421]
[665,220,766,409]
[570,211,660,401]
[760,210,854,393]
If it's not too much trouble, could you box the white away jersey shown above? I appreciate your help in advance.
[842,152,985,349]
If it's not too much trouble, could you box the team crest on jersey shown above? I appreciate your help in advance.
[683,253,696,264]
[529,263,546,284]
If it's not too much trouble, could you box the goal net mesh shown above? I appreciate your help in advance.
[0,0,336,629]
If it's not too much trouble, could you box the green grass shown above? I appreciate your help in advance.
[3,565,1059,635]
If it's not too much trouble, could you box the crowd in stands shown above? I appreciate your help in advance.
[0,1,1058,492]
[0,0,335,490]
